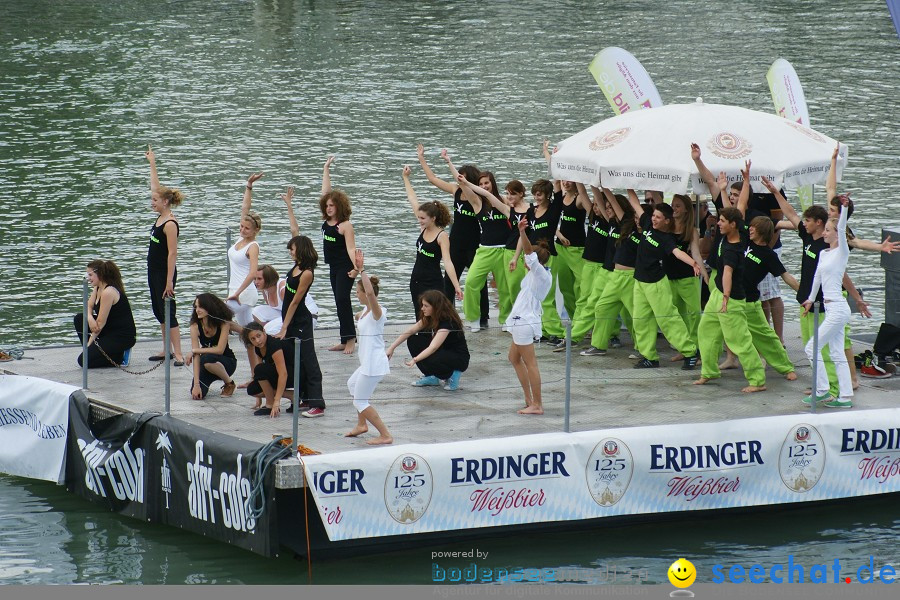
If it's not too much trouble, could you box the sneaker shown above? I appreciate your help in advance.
[253,407,272,416]
[444,370,462,391]
[120,347,131,367]
[633,358,660,369]
[302,407,326,418]
[823,398,853,409]
[801,392,831,406]
[412,375,442,387]
[501,324,509,332]
[682,353,700,371]
[545,336,562,346]
[221,380,236,397]
[580,346,607,356]
[467,321,482,333]
[609,336,622,349]
[860,363,891,378]
[552,339,578,352]
[285,401,311,413]
[480,319,489,329]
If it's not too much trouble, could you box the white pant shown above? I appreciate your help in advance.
[805,300,853,399]
[226,299,255,327]
[347,368,384,412]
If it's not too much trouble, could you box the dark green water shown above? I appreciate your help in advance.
[1,0,899,585]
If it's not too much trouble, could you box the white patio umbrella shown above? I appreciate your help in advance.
[550,98,848,195]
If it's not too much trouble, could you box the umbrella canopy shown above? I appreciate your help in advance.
[550,98,848,195]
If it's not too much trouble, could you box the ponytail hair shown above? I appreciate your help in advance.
[418,201,451,228]
[357,275,381,296]
[157,185,184,207]
[87,259,126,293]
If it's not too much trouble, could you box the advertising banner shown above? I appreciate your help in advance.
[0,375,75,483]
[301,409,900,541]
[767,58,815,209]
[589,47,663,115]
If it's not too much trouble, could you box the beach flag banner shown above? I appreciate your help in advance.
[767,58,815,210]
[0,375,74,483]
[301,409,900,541]
[888,0,900,39]
[589,47,663,116]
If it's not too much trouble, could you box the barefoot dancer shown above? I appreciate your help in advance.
[506,218,552,415]
[145,145,185,364]
[344,250,393,445]
[225,172,264,326]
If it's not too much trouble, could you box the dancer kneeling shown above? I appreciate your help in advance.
[345,250,393,444]
[74,260,136,368]
[241,322,294,418]
[186,293,241,400]
[506,218,552,414]
[387,290,470,391]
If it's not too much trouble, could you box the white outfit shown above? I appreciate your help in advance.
[227,240,259,326]
[347,306,390,412]
[251,278,319,334]
[757,246,783,301]
[804,206,852,400]
[505,252,552,345]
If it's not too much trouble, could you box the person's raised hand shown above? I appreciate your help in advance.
[247,172,264,186]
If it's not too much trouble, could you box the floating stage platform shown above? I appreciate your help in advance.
[2,320,899,558]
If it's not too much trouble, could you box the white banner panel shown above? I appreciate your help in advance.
[767,58,815,208]
[301,409,900,541]
[589,47,663,115]
[0,375,76,483]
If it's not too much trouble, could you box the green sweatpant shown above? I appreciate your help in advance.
[571,261,607,340]
[590,269,635,350]
[555,244,585,319]
[800,310,851,398]
[463,247,508,324]
[669,277,701,349]
[504,249,527,315]
[746,301,794,375]
[540,255,565,337]
[698,287,766,386]
[633,278,697,361]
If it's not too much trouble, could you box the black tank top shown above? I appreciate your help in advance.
[582,216,609,263]
[322,221,352,266]
[532,191,564,257]
[505,207,534,250]
[282,267,313,333]
[411,230,444,282]
[558,197,587,247]
[479,206,510,247]
[95,288,137,341]
[197,322,235,360]
[449,188,481,251]
[148,218,179,272]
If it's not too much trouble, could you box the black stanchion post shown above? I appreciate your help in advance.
[164,296,171,415]
[293,338,301,456]
[82,278,89,389]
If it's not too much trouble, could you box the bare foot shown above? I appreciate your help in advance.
[670,353,684,362]
[718,358,739,370]
[366,436,393,445]
[742,385,767,393]
[345,426,369,438]
[693,377,711,385]
[518,406,544,415]
[237,380,251,389]
[251,402,261,410]
[852,379,860,390]
[343,339,356,355]
[328,343,346,352]
[785,372,798,381]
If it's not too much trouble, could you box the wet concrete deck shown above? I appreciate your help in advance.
[3,319,898,459]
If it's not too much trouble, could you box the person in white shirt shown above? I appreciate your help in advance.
[506,218,552,415]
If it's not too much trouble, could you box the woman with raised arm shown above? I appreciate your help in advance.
[386,289,470,391]
[278,234,327,418]
[74,260,136,368]
[241,322,294,418]
[226,172,264,327]
[145,145,185,364]
[403,165,462,317]
[503,180,536,325]
[417,145,489,325]
[345,250,393,445]
[319,156,358,354]
[553,179,592,329]
[186,293,241,400]
[664,194,708,358]
[506,218,552,415]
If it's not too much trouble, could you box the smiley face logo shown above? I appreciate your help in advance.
[668,558,696,588]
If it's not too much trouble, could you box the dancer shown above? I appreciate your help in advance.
[278,234,327,417]
[387,289,470,391]
[344,250,393,445]
[461,170,511,331]
[417,144,489,327]
[320,156,358,354]
[74,260,136,368]
[145,145,185,364]
[506,218,552,415]
[402,165,463,317]
[694,207,766,393]
[225,172,263,326]
[553,179,591,323]
[186,293,240,400]
[665,194,706,358]
[241,322,294,418]
[802,194,853,408]
[503,179,536,328]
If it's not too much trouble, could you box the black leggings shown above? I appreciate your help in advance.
[148,269,178,326]
[407,331,469,380]
[282,324,327,409]
[329,263,357,344]
[247,360,295,397]
[445,246,488,322]
[73,314,135,368]
[192,354,237,398]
